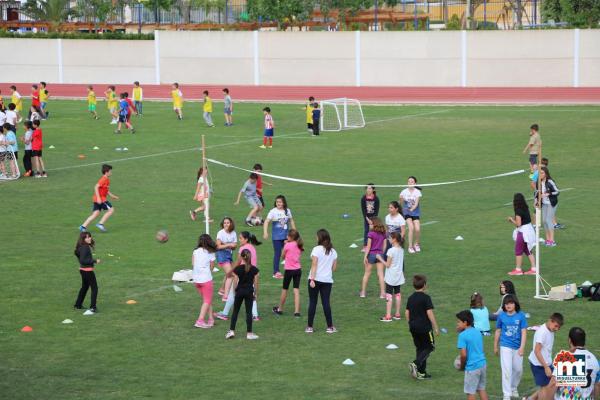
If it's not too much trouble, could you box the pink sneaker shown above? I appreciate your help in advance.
[508,269,524,276]
[214,312,229,321]
[524,269,537,275]
[414,244,421,252]
[253,316,261,322]
[194,320,210,329]
[273,272,284,279]
[207,319,215,327]
[408,247,416,254]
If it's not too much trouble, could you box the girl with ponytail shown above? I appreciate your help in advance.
[225,249,260,340]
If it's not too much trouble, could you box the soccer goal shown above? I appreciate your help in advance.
[320,98,365,132]
[0,150,20,181]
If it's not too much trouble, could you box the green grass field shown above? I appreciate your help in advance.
[1,100,599,400]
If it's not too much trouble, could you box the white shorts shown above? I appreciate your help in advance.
[245,195,261,208]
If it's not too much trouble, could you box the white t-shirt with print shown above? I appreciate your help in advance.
[528,323,555,366]
[309,245,337,283]
[384,246,405,286]
[216,229,237,246]
[554,348,599,400]
[400,188,422,211]
[192,248,216,283]
[385,213,406,237]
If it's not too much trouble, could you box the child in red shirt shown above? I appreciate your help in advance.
[30,84,46,119]
[31,119,46,177]
[79,164,120,232]
[252,163,271,208]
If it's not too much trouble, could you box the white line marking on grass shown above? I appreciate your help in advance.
[368,109,450,125]
[47,111,447,173]
[503,188,574,206]
[421,220,440,226]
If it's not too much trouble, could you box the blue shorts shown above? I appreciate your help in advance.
[530,362,553,387]
[264,128,274,137]
[367,253,383,264]
[216,249,233,264]
[93,201,112,211]
[224,107,232,115]
[529,154,538,165]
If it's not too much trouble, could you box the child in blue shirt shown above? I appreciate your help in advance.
[493,294,527,400]
[470,292,490,335]
[456,310,488,400]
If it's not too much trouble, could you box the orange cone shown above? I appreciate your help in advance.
[78,154,86,159]
[126,300,137,305]
[21,326,33,332]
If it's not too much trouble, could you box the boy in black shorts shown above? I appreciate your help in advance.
[406,274,440,380]
[79,164,119,232]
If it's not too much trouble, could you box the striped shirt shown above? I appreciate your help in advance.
[264,114,274,129]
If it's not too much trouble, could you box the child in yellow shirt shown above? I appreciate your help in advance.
[10,85,23,122]
[132,81,143,116]
[39,81,49,118]
[305,96,315,133]
[171,83,183,120]
[202,90,214,127]
[104,86,118,124]
[87,85,99,120]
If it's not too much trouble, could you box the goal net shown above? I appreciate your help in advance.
[320,98,365,132]
[0,150,20,181]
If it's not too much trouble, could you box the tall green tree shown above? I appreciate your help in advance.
[542,0,563,21]
[75,0,122,30]
[140,0,174,23]
[21,0,76,31]
[559,0,600,27]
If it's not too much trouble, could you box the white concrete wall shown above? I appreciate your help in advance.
[62,40,155,84]
[0,39,60,83]
[1,30,600,87]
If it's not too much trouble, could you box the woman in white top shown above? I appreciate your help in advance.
[192,234,217,329]
[306,229,338,334]
[399,176,422,254]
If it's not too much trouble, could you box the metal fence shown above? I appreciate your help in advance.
[1,0,550,30]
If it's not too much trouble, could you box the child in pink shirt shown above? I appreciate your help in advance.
[273,229,304,317]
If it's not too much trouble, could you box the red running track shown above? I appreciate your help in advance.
[1,83,599,104]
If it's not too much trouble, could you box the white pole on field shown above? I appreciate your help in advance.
[202,135,210,235]
[535,141,543,298]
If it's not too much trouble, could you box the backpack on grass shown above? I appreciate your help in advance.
[589,282,600,301]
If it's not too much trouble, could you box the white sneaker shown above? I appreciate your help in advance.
[110,120,117,125]
[408,247,416,254]
[225,330,235,339]
[511,390,519,398]
[246,332,259,340]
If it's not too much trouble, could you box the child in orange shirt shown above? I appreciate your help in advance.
[79,164,119,232]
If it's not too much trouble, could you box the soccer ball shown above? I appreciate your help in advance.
[156,230,169,243]
[30,112,40,121]
[454,355,462,370]
[251,216,263,226]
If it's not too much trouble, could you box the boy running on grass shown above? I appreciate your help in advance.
[406,274,439,380]
[115,93,135,134]
[105,86,118,124]
[259,107,274,149]
[87,86,99,120]
[80,164,119,232]
[172,83,183,120]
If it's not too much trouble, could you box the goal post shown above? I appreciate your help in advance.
[0,149,20,181]
[320,98,365,132]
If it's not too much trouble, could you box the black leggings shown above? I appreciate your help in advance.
[23,150,32,174]
[307,281,333,328]
[74,270,98,308]
[230,289,254,333]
